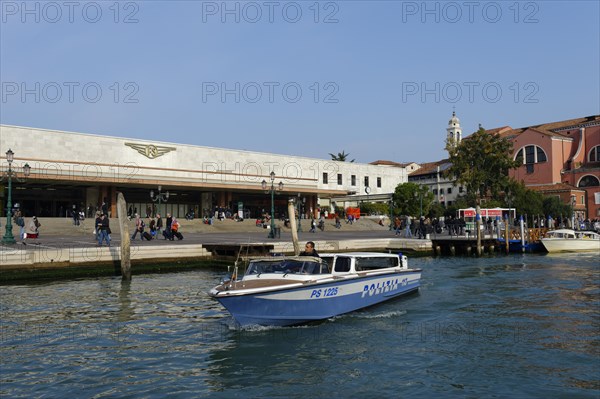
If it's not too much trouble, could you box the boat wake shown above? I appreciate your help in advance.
[342,310,408,320]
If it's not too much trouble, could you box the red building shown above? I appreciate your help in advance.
[490,115,600,219]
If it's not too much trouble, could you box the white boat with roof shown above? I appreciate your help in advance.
[209,252,421,327]
[540,229,600,253]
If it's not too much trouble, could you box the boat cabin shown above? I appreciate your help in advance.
[320,253,408,276]
[241,253,408,280]
[545,229,600,240]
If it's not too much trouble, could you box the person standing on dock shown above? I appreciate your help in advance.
[156,214,163,236]
[97,214,111,247]
[131,214,143,241]
[404,215,413,238]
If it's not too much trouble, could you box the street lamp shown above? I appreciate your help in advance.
[388,198,394,231]
[150,185,169,216]
[262,171,283,238]
[413,190,423,219]
[2,149,31,244]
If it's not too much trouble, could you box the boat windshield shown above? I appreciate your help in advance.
[245,259,326,275]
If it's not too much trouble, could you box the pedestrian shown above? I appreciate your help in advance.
[131,214,143,241]
[149,218,157,238]
[163,213,173,240]
[72,204,80,226]
[97,214,111,247]
[94,212,101,240]
[394,216,401,235]
[156,213,163,235]
[310,218,316,233]
[25,216,41,239]
[13,209,25,240]
[405,215,413,238]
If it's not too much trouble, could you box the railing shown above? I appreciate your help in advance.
[500,228,549,242]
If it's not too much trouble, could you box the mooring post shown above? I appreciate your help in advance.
[519,215,526,253]
[476,205,482,256]
[117,192,131,280]
[288,199,300,256]
[505,214,510,254]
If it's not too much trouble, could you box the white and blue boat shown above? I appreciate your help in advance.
[209,252,421,327]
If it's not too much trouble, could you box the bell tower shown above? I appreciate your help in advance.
[446,110,462,150]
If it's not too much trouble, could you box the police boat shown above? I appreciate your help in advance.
[209,252,421,327]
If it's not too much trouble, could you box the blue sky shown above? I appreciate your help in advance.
[1,0,599,163]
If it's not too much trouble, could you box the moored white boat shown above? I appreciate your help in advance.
[209,252,421,327]
[540,229,600,253]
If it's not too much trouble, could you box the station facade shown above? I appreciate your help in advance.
[0,125,409,220]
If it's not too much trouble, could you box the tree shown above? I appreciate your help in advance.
[445,126,520,203]
[392,183,434,217]
[329,150,355,162]
[542,196,571,219]
[504,179,543,218]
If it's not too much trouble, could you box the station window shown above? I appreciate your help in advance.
[377,177,381,188]
[447,187,452,194]
[323,172,328,184]
[364,176,369,187]
[337,174,343,185]
[433,189,438,195]
[351,175,356,186]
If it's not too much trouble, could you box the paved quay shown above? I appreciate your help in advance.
[0,217,433,269]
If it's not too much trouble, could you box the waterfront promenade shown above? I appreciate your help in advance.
[0,216,432,269]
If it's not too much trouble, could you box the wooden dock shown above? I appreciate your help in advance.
[431,228,548,255]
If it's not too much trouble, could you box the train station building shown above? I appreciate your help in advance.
[0,125,409,219]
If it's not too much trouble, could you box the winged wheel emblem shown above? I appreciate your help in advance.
[125,143,176,159]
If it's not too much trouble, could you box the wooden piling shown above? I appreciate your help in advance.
[288,200,300,256]
[116,192,131,281]
[505,221,510,254]
[476,205,482,256]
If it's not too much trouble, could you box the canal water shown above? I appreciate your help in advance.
[1,254,598,398]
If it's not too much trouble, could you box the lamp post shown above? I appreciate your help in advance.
[262,171,283,238]
[413,189,423,219]
[2,149,31,244]
[388,198,394,231]
[150,185,169,216]
[505,191,512,254]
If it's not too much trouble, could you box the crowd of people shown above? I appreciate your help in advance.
[129,213,184,243]
[10,208,41,242]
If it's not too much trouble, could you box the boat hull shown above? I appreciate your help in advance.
[213,270,421,327]
[541,239,600,253]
